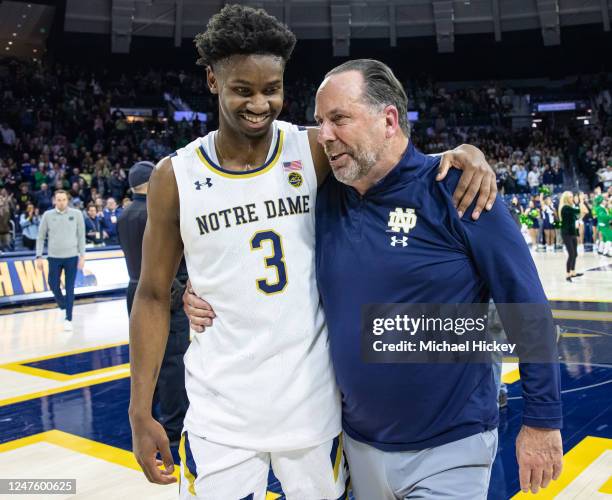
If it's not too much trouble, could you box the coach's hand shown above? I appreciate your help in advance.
[516,425,563,494]
[130,413,177,485]
[35,258,44,272]
[436,144,497,220]
[183,279,216,333]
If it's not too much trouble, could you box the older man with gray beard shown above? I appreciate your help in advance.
[311,59,562,499]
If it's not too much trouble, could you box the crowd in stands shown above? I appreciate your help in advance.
[0,59,611,253]
[500,187,612,257]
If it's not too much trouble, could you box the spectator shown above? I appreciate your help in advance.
[21,153,34,184]
[0,188,14,250]
[108,169,127,201]
[542,166,554,189]
[19,202,40,250]
[528,167,540,194]
[509,196,522,227]
[34,163,50,189]
[552,165,564,190]
[516,163,528,193]
[101,197,122,245]
[84,203,103,245]
[16,183,34,214]
[35,183,53,212]
[0,122,16,153]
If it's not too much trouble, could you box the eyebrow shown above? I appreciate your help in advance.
[230,79,282,86]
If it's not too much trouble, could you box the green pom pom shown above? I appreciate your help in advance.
[520,213,534,228]
[538,186,551,196]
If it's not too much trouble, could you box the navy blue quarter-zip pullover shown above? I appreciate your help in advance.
[316,141,562,451]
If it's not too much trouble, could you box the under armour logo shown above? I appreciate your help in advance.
[388,208,417,234]
[390,236,408,247]
[195,178,213,190]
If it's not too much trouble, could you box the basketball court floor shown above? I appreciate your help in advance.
[0,252,610,499]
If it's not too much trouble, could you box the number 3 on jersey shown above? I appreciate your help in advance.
[250,230,288,294]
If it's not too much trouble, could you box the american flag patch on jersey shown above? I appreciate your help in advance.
[283,160,303,171]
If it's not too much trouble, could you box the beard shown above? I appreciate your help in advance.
[328,143,382,185]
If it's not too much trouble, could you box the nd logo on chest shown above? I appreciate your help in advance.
[387,208,417,247]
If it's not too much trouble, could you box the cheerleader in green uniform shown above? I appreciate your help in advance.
[594,195,612,256]
[525,199,541,249]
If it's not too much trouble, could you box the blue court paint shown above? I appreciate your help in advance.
[0,301,610,500]
[23,345,130,375]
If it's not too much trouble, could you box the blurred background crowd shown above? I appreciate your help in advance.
[0,59,611,253]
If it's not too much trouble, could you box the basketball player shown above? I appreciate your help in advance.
[129,5,497,499]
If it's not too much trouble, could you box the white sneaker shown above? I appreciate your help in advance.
[64,320,73,332]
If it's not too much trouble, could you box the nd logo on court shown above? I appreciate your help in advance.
[387,208,417,247]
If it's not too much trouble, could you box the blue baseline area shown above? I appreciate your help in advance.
[0,363,610,499]
[23,345,130,375]
[0,304,610,499]
[489,364,612,499]
[549,300,612,312]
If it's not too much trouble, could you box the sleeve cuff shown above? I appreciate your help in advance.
[522,400,563,429]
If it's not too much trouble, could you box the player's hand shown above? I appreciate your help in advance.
[183,279,216,333]
[516,425,563,494]
[35,258,44,272]
[130,413,177,485]
[436,144,497,220]
[77,256,85,270]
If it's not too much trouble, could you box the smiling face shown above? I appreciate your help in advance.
[208,54,284,139]
[314,71,388,185]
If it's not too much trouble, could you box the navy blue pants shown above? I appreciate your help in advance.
[47,256,78,321]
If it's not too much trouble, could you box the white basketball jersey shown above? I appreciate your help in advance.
[171,121,341,451]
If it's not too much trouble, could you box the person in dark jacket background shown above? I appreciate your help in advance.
[101,197,122,245]
[558,191,583,282]
[118,161,190,447]
[84,203,103,245]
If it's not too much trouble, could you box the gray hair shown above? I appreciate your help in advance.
[325,59,410,137]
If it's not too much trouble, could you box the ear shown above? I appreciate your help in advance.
[383,105,400,138]
[206,66,219,95]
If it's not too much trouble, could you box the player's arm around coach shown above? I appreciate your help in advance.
[128,157,182,485]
